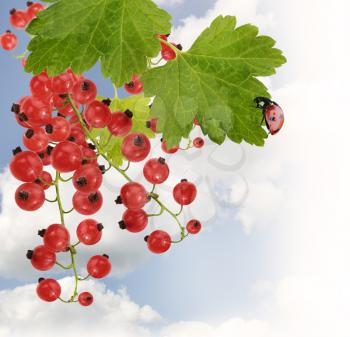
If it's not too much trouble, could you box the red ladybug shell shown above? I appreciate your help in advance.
[264,104,284,135]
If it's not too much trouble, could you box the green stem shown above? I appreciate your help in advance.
[56,261,73,270]
[54,172,65,225]
[59,174,73,182]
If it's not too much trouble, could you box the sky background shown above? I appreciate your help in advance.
[0,0,349,337]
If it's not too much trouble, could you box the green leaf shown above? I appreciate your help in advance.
[91,94,154,167]
[25,0,171,86]
[142,16,287,147]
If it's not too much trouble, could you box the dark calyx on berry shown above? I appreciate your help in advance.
[134,135,144,147]
[124,109,133,119]
[25,129,35,139]
[99,165,106,174]
[176,44,183,51]
[115,196,122,204]
[11,103,20,114]
[27,1,34,6]
[82,159,88,165]
[102,254,109,259]
[18,113,28,122]
[146,121,151,128]
[88,193,99,203]
[181,179,188,182]
[38,277,45,283]
[144,236,149,242]
[88,143,96,150]
[47,145,54,155]
[6,30,12,34]
[45,125,54,134]
[158,157,166,165]
[119,221,126,230]
[26,250,33,259]
[102,98,111,106]
[97,223,104,231]
[38,153,44,159]
[34,178,41,184]
[18,191,29,200]
[59,94,68,99]
[12,146,22,155]
[10,9,16,15]
[68,136,76,142]
[76,177,88,186]
[81,81,90,91]
[38,229,46,237]
[57,113,66,118]
[126,81,134,88]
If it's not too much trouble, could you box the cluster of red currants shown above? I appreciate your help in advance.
[1,2,45,51]
[9,66,204,305]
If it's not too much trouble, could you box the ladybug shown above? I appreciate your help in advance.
[255,97,284,135]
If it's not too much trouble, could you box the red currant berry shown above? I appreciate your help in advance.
[193,118,199,126]
[84,100,111,128]
[146,230,171,254]
[120,209,148,233]
[73,191,103,215]
[40,224,70,252]
[73,164,102,193]
[58,100,80,117]
[15,182,45,211]
[9,9,29,29]
[124,75,143,95]
[30,72,52,100]
[119,182,148,210]
[52,94,67,110]
[72,79,97,105]
[37,146,53,166]
[186,219,202,234]
[161,140,179,154]
[26,2,45,20]
[161,43,181,61]
[121,133,151,162]
[146,118,158,133]
[45,117,71,142]
[51,141,83,172]
[193,137,204,148]
[20,96,52,127]
[68,127,86,145]
[51,72,74,94]
[173,179,197,205]
[34,171,52,190]
[78,292,93,306]
[157,34,169,41]
[27,245,56,271]
[77,219,103,245]
[10,149,43,182]
[21,57,27,67]
[107,110,133,137]
[143,158,169,184]
[81,146,97,165]
[87,255,111,279]
[36,278,61,302]
[1,30,17,51]
[23,127,49,153]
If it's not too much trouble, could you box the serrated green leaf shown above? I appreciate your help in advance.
[25,0,171,86]
[142,15,287,147]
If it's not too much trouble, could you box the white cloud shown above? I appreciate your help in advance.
[154,0,184,7]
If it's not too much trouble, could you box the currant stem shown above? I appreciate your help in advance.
[59,174,73,182]
[55,261,73,270]
[54,172,65,226]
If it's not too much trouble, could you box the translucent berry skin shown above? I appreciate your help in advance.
[51,72,74,94]
[143,158,169,184]
[161,140,179,154]
[146,118,158,133]
[186,219,202,234]
[15,182,45,211]
[36,278,61,302]
[46,117,71,142]
[87,255,111,279]
[1,31,17,51]
[107,112,132,137]
[122,209,148,233]
[84,101,111,128]
[30,72,52,99]
[29,245,56,271]
[27,2,45,20]
[77,219,103,245]
[69,127,86,145]
[124,75,144,95]
[10,9,29,29]
[23,127,49,153]
[20,96,52,127]
[173,180,197,205]
[121,133,151,162]
[73,191,103,215]
[10,151,43,182]
[161,43,177,61]
[193,137,204,149]
[120,182,148,210]
[81,146,97,165]
[147,230,171,254]
[43,224,70,252]
[73,164,103,193]
[35,171,52,190]
[72,79,97,105]
[78,292,94,306]
[51,141,83,172]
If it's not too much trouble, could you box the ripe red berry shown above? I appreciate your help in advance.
[10,150,43,182]
[173,179,197,205]
[45,117,71,142]
[84,100,111,128]
[87,255,111,279]
[36,278,61,302]
[37,146,53,166]
[124,74,144,95]
[81,146,97,165]
[51,141,83,172]
[30,72,52,100]
[15,182,45,211]
[120,209,148,233]
[119,182,148,210]
[23,127,49,153]
[121,133,151,162]
[161,140,179,154]
[34,171,52,190]
[73,164,102,193]
[51,72,74,94]
[193,118,199,126]
[77,219,103,245]
[146,230,171,254]
[1,31,17,51]
[20,96,52,127]
[73,191,103,215]
[26,2,45,20]
[27,245,56,271]
[40,224,70,252]
[9,9,29,29]
[78,292,93,306]
[72,79,97,105]
[161,43,181,61]
[193,137,204,148]
[143,158,169,184]
[146,118,158,133]
[186,219,202,234]
[107,110,133,137]
[68,127,86,145]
